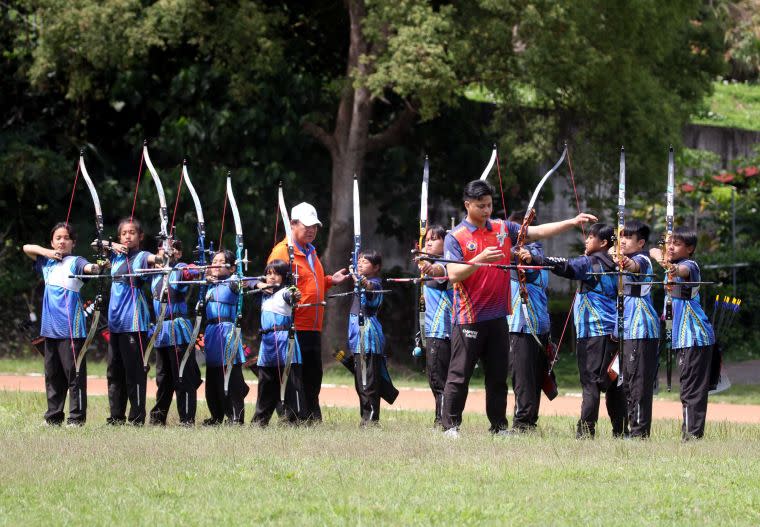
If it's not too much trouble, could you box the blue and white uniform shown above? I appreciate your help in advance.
[622,252,660,340]
[258,286,302,367]
[149,263,192,348]
[348,276,385,355]
[668,259,715,349]
[204,281,245,367]
[536,251,617,337]
[35,255,89,339]
[508,243,550,335]
[108,250,151,333]
[423,279,452,339]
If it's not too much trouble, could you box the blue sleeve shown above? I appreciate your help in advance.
[443,233,462,261]
[507,221,521,245]
[631,254,650,273]
[682,260,701,282]
[34,256,46,274]
[540,254,591,280]
[73,256,89,276]
[522,243,544,281]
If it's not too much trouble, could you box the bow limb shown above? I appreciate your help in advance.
[515,144,569,347]
[416,156,429,353]
[141,143,172,373]
[479,145,497,181]
[278,182,298,405]
[224,174,246,398]
[178,160,207,384]
[74,152,107,396]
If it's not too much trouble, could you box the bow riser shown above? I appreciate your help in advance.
[616,147,626,380]
[353,175,368,388]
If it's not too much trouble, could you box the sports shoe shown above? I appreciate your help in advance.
[443,427,460,439]
[492,428,518,438]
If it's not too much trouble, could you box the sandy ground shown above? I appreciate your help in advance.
[2,373,759,424]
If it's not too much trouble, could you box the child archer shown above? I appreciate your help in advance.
[518,223,628,438]
[23,223,104,425]
[650,226,715,440]
[613,220,660,438]
[252,259,306,426]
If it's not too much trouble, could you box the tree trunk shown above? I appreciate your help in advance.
[302,0,416,358]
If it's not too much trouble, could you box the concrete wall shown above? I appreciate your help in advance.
[683,124,760,166]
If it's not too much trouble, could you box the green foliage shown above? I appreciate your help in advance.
[362,1,459,121]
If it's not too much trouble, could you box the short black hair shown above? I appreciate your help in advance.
[218,249,236,266]
[623,220,650,244]
[117,217,144,235]
[508,209,537,225]
[170,239,183,252]
[265,259,290,281]
[588,223,614,247]
[359,249,382,268]
[427,225,447,240]
[462,180,494,201]
[51,222,76,242]
[672,226,697,255]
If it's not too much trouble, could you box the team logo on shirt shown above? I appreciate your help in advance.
[466,241,477,252]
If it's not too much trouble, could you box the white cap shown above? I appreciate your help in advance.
[291,202,322,227]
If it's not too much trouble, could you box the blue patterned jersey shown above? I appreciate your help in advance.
[108,250,151,333]
[149,263,193,348]
[508,243,550,335]
[258,286,302,367]
[349,276,385,355]
[203,281,244,366]
[669,259,715,349]
[35,255,89,339]
[621,252,660,339]
[536,251,617,337]
[423,279,452,339]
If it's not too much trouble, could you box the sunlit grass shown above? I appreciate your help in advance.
[0,391,759,526]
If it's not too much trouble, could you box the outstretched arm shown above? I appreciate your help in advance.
[525,213,597,241]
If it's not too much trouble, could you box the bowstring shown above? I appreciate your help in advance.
[64,160,82,365]
[168,167,184,370]
[553,143,584,360]
[127,148,147,365]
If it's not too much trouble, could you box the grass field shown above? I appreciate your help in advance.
[0,391,759,526]
[692,81,760,131]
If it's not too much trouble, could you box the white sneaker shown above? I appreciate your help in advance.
[443,427,460,439]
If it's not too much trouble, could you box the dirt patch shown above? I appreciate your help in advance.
[2,374,759,424]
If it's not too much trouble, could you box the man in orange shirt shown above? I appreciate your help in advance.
[268,202,349,422]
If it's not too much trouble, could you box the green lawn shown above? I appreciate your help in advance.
[0,391,759,526]
[692,81,760,132]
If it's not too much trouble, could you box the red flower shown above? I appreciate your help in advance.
[712,173,735,184]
